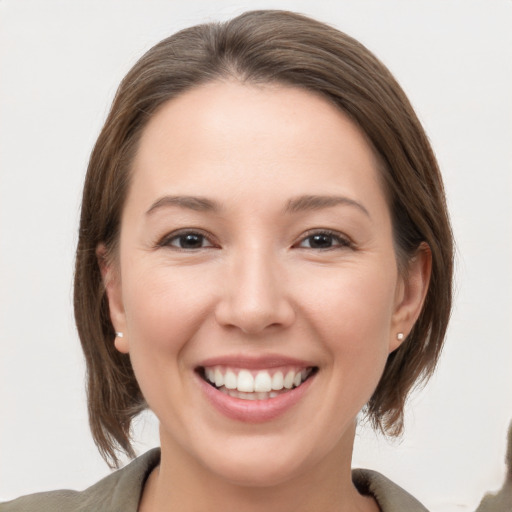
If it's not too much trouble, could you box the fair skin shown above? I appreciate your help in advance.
[100,81,430,512]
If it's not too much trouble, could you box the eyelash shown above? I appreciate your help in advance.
[293,229,353,251]
[157,229,353,251]
[157,229,217,251]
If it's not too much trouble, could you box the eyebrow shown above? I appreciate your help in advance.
[285,195,370,217]
[146,195,221,215]
[145,194,370,217]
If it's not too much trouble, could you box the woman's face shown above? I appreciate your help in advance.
[104,81,425,486]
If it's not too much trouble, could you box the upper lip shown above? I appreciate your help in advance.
[196,354,316,370]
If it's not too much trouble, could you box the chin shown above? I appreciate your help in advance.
[206,451,309,488]
[187,429,330,489]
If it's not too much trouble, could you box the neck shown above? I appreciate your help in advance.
[139,423,378,512]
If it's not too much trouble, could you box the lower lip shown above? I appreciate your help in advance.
[197,373,315,423]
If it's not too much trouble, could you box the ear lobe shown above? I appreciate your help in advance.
[389,242,432,352]
[96,244,129,354]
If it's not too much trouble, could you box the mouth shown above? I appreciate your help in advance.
[197,365,318,401]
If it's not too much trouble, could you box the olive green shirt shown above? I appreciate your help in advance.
[0,449,428,511]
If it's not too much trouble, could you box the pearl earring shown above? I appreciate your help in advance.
[396,332,404,341]
[115,332,124,338]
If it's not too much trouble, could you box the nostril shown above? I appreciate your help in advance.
[214,267,296,333]
[215,301,295,334]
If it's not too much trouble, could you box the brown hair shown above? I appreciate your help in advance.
[74,10,453,467]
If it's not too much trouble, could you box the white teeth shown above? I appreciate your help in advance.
[204,366,313,395]
[283,370,295,389]
[205,367,215,383]
[214,368,224,387]
[221,388,280,400]
[237,370,254,392]
[254,371,272,392]
[224,370,237,390]
[271,371,284,390]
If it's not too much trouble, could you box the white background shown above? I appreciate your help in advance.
[1,1,511,511]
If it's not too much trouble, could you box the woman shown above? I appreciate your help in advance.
[1,10,453,512]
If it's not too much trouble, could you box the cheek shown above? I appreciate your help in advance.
[298,263,396,371]
[118,262,219,417]
[121,261,217,357]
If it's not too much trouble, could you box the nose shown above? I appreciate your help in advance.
[214,248,295,334]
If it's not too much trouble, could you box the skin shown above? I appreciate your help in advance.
[100,81,431,512]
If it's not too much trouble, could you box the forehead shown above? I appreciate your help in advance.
[129,81,387,217]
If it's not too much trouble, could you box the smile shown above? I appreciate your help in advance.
[199,366,317,401]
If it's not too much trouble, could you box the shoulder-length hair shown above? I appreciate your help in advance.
[74,10,453,468]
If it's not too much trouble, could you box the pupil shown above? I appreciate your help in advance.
[181,234,202,248]
[310,234,332,248]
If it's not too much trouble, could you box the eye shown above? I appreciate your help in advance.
[160,231,215,250]
[296,230,352,250]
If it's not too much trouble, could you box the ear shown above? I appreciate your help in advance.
[389,242,432,352]
[96,243,129,354]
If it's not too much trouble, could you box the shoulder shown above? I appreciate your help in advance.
[352,468,429,512]
[0,449,161,512]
